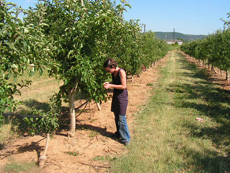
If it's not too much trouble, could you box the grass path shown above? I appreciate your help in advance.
[111,51,230,172]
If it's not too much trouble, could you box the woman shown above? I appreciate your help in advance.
[103,58,130,146]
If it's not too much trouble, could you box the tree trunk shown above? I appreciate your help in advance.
[226,70,229,81]
[81,0,84,6]
[39,133,50,168]
[132,75,134,82]
[68,90,76,137]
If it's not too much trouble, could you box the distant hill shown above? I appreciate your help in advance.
[154,32,206,41]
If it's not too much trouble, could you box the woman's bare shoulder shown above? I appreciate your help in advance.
[119,68,126,76]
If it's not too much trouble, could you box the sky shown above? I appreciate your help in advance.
[6,0,230,35]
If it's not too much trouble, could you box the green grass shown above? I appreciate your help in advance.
[0,123,16,150]
[1,70,61,146]
[65,151,80,157]
[8,69,50,83]
[9,69,62,112]
[146,83,154,87]
[169,44,181,51]
[4,161,37,173]
[93,156,118,161]
[111,51,230,172]
[89,131,100,139]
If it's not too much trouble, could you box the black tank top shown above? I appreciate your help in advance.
[111,68,128,115]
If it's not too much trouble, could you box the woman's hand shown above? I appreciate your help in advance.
[103,82,109,85]
[103,83,111,89]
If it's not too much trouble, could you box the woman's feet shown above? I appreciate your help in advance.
[123,141,130,146]
[111,131,120,139]
[111,132,130,146]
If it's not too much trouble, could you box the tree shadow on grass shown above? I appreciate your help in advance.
[21,100,50,112]
[176,147,230,172]
[7,100,66,135]
[16,100,117,141]
[10,99,87,134]
[167,56,230,171]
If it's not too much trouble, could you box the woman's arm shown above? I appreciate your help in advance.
[104,69,127,90]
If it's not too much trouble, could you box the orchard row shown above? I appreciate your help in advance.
[0,0,169,134]
[181,15,230,80]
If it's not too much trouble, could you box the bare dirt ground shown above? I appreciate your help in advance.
[0,54,169,173]
[181,51,230,92]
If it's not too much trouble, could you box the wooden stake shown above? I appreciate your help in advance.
[96,103,101,111]
[39,133,50,168]
[226,70,229,81]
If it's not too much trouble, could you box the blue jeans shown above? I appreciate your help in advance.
[115,114,131,143]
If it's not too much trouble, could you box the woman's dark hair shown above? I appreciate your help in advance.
[103,58,117,68]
